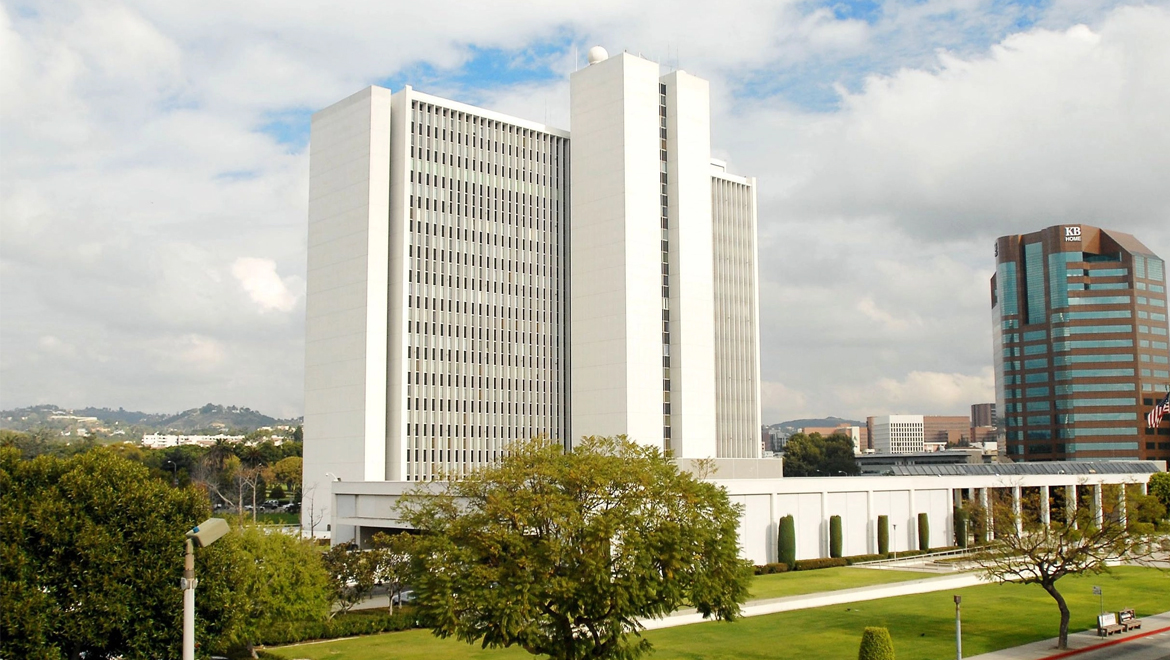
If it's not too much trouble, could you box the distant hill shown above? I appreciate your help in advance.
[769,417,863,431]
[0,403,301,435]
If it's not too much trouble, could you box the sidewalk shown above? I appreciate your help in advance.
[965,612,1170,660]
[640,571,984,630]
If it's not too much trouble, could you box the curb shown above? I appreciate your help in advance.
[1033,624,1170,660]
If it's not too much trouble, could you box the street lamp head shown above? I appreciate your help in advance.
[187,517,230,548]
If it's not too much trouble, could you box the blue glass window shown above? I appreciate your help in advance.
[1025,243,1046,323]
[1055,398,1136,409]
[1053,340,1134,351]
[1056,383,1135,394]
[1023,330,1047,341]
[1066,310,1131,320]
[1023,344,1047,355]
[1024,358,1048,369]
[1134,255,1146,279]
[1055,368,1134,380]
[1025,372,1049,383]
[1053,354,1132,365]
[1149,258,1164,282]
[997,262,1019,316]
[1059,412,1137,423]
[1069,296,1132,306]
[1026,387,1051,398]
[1026,415,1051,424]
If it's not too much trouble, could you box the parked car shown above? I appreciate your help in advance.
[391,589,415,605]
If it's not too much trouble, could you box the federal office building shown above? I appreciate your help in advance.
[303,48,763,533]
[991,224,1170,462]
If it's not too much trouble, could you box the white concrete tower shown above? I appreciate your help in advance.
[569,50,718,457]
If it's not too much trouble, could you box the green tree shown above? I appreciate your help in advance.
[397,436,752,660]
[0,446,209,660]
[782,432,859,477]
[322,542,377,615]
[969,496,1157,649]
[198,525,331,657]
[369,532,414,613]
[858,626,895,660]
[1149,472,1170,517]
[273,455,303,490]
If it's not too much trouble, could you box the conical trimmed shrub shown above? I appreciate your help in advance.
[858,626,895,660]
[830,515,843,558]
[918,512,930,552]
[954,507,968,548]
[778,515,796,567]
[877,515,889,555]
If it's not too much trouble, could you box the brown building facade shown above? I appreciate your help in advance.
[991,225,1170,462]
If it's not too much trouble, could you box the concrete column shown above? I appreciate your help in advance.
[866,490,875,554]
[1142,481,1149,496]
[1040,485,1050,525]
[1093,484,1104,528]
[820,490,828,558]
[1012,486,1022,535]
[980,487,993,541]
[1117,483,1127,528]
[908,488,917,552]
[769,491,777,563]
[1065,485,1076,527]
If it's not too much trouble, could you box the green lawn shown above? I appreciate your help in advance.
[265,566,1170,660]
[749,567,930,600]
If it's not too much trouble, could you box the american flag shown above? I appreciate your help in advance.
[1148,391,1170,429]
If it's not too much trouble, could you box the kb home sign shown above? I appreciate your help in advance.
[1065,226,1082,242]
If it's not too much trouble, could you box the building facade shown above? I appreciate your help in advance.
[870,415,925,454]
[304,86,572,494]
[971,403,996,428]
[991,224,1170,462]
[304,50,762,534]
[923,415,969,446]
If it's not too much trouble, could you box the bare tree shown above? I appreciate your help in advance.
[969,485,1160,649]
[302,483,327,539]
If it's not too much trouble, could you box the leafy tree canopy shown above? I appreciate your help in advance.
[397,436,753,660]
[1,446,208,660]
[781,432,859,477]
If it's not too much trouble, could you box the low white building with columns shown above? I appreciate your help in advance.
[325,460,1164,563]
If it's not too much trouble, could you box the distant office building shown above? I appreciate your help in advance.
[971,403,996,428]
[923,415,969,446]
[870,415,925,454]
[304,49,763,535]
[799,424,864,454]
[991,224,1170,462]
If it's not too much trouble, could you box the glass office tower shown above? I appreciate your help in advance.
[991,225,1170,462]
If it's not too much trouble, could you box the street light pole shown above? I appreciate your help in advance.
[892,523,898,561]
[182,538,196,660]
[183,518,229,660]
[954,595,962,660]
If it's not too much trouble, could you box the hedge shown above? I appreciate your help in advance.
[877,515,889,554]
[793,557,848,571]
[829,515,843,558]
[255,608,419,646]
[858,626,896,660]
[778,515,797,567]
[844,553,888,564]
[917,512,930,552]
[752,562,790,575]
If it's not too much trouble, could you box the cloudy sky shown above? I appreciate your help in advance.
[2,0,1168,423]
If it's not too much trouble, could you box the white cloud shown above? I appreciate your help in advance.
[841,368,996,415]
[231,257,300,313]
[1,0,1165,425]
